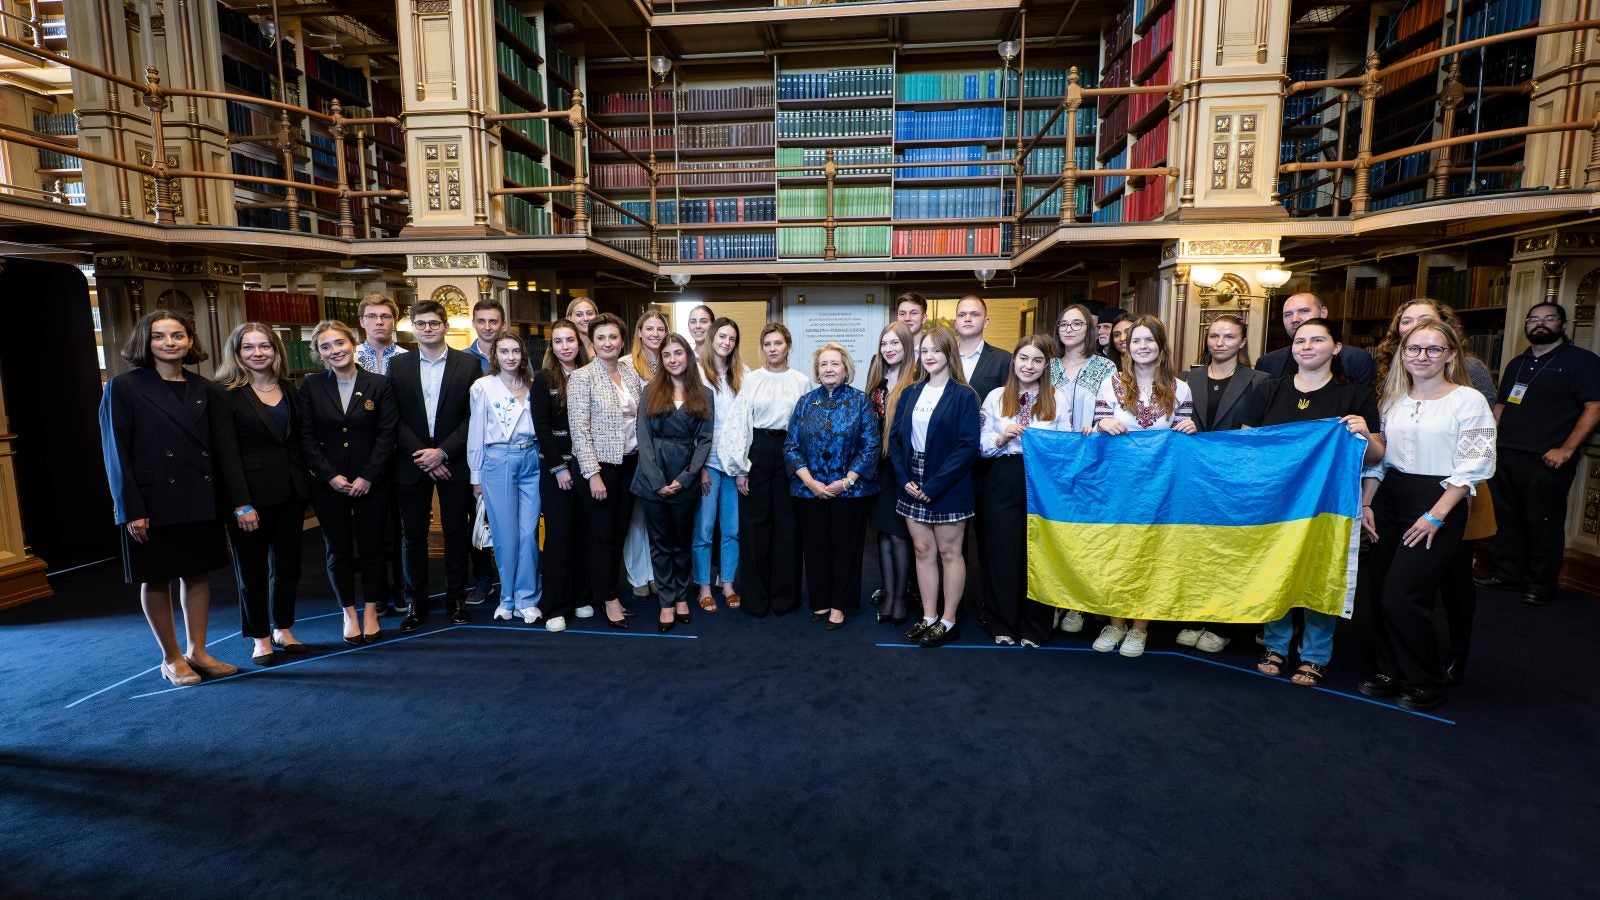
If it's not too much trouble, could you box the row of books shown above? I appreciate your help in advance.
[58,181,86,205]
[306,51,368,103]
[777,145,893,177]
[1021,183,1093,218]
[1126,57,1171,128]
[1098,148,1128,202]
[551,126,575,164]
[892,187,1015,219]
[367,83,404,150]
[1286,54,1328,85]
[33,113,76,136]
[678,233,778,260]
[547,45,579,88]
[244,291,320,325]
[500,96,549,147]
[594,196,779,226]
[602,126,675,152]
[493,0,540,57]
[1102,4,1135,70]
[1098,101,1129,158]
[505,150,551,188]
[1129,10,1173,79]
[222,57,276,99]
[498,44,545,103]
[1459,0,1541,39]
[504,195,553,235]
[679,122,775,150]
[776,186,892,218]
[1423,266,1512,310]
[778,109,894,139]
[898,145,1010,179]
[1129,118,1169,169]
[891,226,1007,257]
[896,71,1015,102]
[778,226,891,258]
[1283,94,1327,128]
[218,3,279,56]
[592,160,777,189]
[231,153,288,196]
[602,236,681,261]
[895,107,1004,142]
[594,87,775,115]
[1122,175,1166,222]
[1091,196,1123,223]
[777,67,894,100]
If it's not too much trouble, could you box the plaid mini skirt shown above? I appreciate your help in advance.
[896,450,974,524]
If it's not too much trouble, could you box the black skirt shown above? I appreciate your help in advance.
[121,518,229,584]
[869,456,908,538]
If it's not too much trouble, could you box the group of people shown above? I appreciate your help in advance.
[100,286,1600,713]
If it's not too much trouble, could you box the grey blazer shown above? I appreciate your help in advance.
[631,399,713,505]
[567,360,645,479]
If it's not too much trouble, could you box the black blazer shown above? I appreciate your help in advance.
[214,381,310,510]
[388,348,477,485]
[298,368,398,485]
[530,369,575,475]
[888,380,980,514]
[1184,365,1272,432]
[98,366,229,526]
[966,342,1013,404]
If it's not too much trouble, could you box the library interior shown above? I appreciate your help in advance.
[0,1,1598,895]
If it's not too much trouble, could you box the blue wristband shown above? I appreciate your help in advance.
[235,505,254,516]
[1422,512,1444,527]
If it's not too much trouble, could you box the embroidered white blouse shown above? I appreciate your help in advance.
[979,386,1079,457]
[1093,376,1196,431]
[467,375,537,485]
[1366,385,1497,493]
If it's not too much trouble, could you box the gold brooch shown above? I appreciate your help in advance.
[364,399,376,411]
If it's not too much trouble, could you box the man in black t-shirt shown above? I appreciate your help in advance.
[1481,302,1600,604]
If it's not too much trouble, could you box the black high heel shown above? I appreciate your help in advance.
[607,616,630,630]
[658,617,675,633]
[675,607,692,625]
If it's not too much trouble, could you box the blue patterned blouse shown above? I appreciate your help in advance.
[782,383,881,498]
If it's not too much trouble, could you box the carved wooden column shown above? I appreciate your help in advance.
[405,254,510,350]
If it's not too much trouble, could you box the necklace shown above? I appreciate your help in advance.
[251,382,279,393]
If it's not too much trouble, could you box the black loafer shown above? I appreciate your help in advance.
[825,618,846,631]
[919,621,958,647]
[903,620,933,643]
[1520,589,1551,606]
[1358,673,1399,698]
[400,614,426,634]
[451,607,471,625]
[1398,689,1446,712]
[810,611,826,622]
[252,651,278,667]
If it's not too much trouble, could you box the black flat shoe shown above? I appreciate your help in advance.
[1472,574,1519,589]
[1358,673,1399,698]
[272,640,310,655]
[919,621,958,647]
[1398,688,1446,712]
[252,651,278,666]
[826,618,846,631]
[607,617,630,630]
[1520,589,1551,606]
[903,619,934,643]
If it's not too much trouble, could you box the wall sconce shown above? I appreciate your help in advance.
[1188,266,1288,308]
[650,55,673,86]
[997,40,1021,65]
[669,272,690,294]
[1258,267,1292,291]
[975,268,996,288]
[1189,265,1225,289]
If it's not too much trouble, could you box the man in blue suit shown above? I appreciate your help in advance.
[1255,292,1376,386]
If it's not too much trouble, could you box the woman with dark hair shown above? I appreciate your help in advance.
[530,319,589,631]
[695,317,749,612]
[1243,319,1383,685]
[568,312,644,628]
[737,322,814,617]
[1174,313,1271,653]
[299,318,398,646]
[1100,310,1135,369]
[979,335,1078,647]
[1359,318,1496,712]
[99,310,238,685]
[469,333,544,626]
[1051,302,1118,403]
[213,322,311,665]
[890,326,981,648]
[867,322,917,625]
[633,333,714,631]
[786,343,880,630]
[1091,315,1195,658]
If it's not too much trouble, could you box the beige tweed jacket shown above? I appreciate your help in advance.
[567,359,645,479]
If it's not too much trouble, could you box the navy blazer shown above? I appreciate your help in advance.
[387,348,478,485]
[99,366,229,526]
[298,368,398,485]
[965,343,1013,406]
[888,380,981,514]
[214,381,310,510]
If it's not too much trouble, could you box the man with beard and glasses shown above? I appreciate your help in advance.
[1480,302,1600,605]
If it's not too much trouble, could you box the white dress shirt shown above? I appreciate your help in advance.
[417,346,448,439]
[702,366,753,476]
[979,386,1077,456]
[616,378,638,454]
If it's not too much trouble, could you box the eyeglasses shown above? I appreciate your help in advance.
[1526,314,1562,324]
[1058,321,1086,330]
[412,320,446,331]
[361,312,395,321]
[1403,345,1448,358]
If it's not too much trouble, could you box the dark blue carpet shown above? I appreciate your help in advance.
[3,532,1597,898]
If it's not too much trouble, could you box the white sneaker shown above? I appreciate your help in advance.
[995,635,1016,646]
[1175,628,1203,647]
[544,616,566,633]
[1060,609,1085,633]
[574,605,595,619]
[1092,624,1127,652]
[492,607,513,621]
[1119,627,1149,658]
[519,607,542,625]
[1195,630,1230,653]
[1020,639,1040,649]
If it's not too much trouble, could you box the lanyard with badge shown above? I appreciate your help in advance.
[1507,344,1563,404]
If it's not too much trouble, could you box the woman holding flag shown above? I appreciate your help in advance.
[1090,315,1195,658]
[1242,319,1383,685]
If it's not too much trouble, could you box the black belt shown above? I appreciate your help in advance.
[754,428,786,437]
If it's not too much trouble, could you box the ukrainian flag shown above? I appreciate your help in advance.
[1023,419,1364,623]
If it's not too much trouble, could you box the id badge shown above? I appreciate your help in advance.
[1507,383,1528,404]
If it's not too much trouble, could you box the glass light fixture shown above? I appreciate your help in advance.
[997,40,1021,62]
[974,268,996,286]
[650,56,673,77]
[1189,265,1224,288]
[670,272,691,287]
[1258,266,1292,290]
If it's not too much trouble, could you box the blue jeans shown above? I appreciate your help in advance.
[693,465,739,586]
[479,443,541,612]
[1264,607,1336,665]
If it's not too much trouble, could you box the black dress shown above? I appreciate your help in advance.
[868,383,909,539]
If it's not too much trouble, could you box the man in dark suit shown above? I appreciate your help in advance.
[954,295,1011,401]
[390,300,480,632]
[1256,292,1376,385]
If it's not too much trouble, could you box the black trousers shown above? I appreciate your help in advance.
[641,497,696,609]
[977,455,1054,644]
[397,475,473,616]
[1487,448,1577,593]
[1441,536,1477,671]
[539,468,584,618]
[311,482,390,608]
[1368,472,1467,693]
[228,496,306,638]
[381,488,404,605]
[797,496,870,614]
[738,430,799,616]
[577,455,637,604]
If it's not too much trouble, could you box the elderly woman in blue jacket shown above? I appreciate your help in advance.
[784,342,880,631]
[887,325,981,648]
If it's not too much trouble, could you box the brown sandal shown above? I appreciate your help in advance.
[698,595,718,612]
[725,593,741,610]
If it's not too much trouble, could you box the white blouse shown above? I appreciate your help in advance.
[1369,385,1497,493]
[616,378,639,454]
[701,366,752,476]
[467,376,537,485]
[1093,376,1195,431]
[980,386,1078,457]
[911,382,946,451]
[742,367,813,430]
